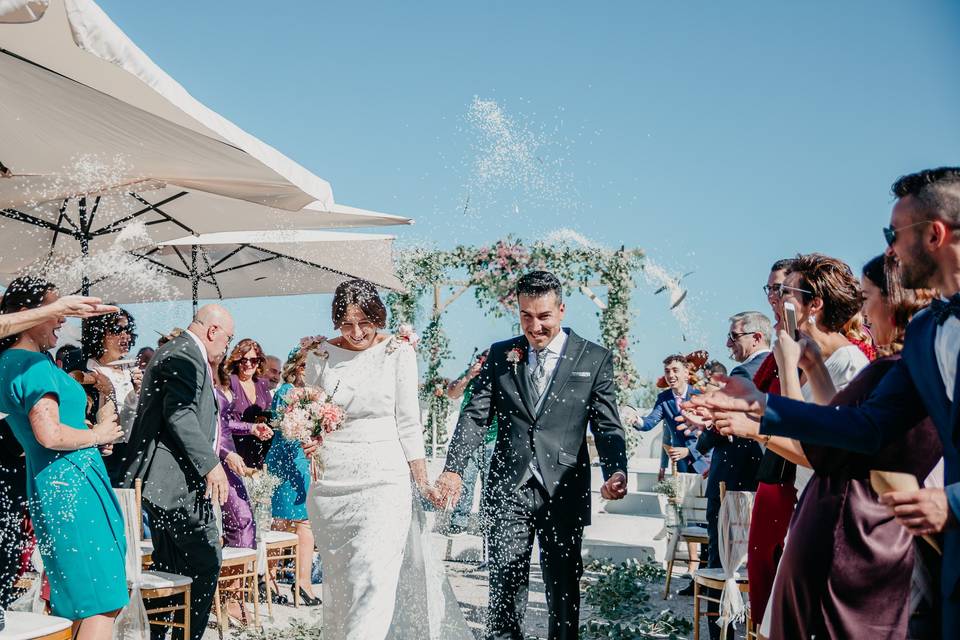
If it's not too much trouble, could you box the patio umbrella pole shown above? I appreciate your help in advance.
[190,244,199,317]
[78,196,90,296]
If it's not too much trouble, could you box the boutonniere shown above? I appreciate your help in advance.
[506,347,524,370]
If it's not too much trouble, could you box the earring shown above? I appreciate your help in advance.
[808,314,816,324]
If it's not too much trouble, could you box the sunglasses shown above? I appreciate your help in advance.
[108,324,137,340]
[763,283,813,299]
[727,331,754,341]
[883,220,930,247]
[238,357,262,366]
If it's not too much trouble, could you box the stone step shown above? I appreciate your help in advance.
[583,512,669,564]
[597,490,667,518]
[590,462,659,492]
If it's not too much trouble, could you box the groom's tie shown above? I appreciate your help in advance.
[531,348,548,400]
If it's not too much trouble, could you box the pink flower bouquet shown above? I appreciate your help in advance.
[276,385,346,478]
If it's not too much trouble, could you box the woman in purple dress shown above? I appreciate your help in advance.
[224,339,275,470]
[215,339,274,549]
[764,255,941,639]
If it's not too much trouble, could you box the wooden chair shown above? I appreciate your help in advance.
[261,530,300,613]
[212,546,260,637]
[1,611,72,639]
[692,482,755,640]
[663,472,709,597]
[117,479,193,640]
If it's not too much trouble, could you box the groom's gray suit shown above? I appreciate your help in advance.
[445,328,628,640]
[117,331,222,640]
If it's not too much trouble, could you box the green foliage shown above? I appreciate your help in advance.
[581,559,692,639]
[385,237,645,438]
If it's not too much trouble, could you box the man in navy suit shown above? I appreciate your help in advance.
[697,312,768,639]
[636,354,709,476]
[636,354,709,593]
[690,167,960,632]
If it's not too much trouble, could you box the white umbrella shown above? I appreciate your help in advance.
[0,34,411,292]
[74,229,404,311]
[0,0,331,210]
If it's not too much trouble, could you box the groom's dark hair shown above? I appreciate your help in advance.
[516,270,562,303]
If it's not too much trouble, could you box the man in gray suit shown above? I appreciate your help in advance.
[118,304,233,640]
[436,271,629,640]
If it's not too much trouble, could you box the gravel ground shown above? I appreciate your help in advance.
[202,561,699,639]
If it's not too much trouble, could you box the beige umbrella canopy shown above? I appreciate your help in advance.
[0,0,331,210]
[0,1,412,293]
[65,230,405,310]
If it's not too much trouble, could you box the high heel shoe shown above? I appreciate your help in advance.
[298,587,321,606]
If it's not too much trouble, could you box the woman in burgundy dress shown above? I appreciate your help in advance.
[764,255,941,639]
[217,339,274,549]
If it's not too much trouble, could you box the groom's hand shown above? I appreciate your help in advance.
[600,471,627,500]
[435,471,463,510]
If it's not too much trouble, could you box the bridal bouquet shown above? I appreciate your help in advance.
[276,385,346,478]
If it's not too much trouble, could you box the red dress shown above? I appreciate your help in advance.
[747,353,796,625]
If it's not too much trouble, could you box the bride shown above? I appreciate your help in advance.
[301,279,473,640]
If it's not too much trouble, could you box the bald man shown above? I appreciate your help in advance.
[118,304,234,639]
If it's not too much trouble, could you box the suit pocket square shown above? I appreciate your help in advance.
[571,371,591,378]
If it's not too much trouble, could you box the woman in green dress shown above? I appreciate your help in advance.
[0,277,126,639]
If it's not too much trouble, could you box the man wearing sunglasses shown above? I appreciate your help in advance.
[692,167,960,634]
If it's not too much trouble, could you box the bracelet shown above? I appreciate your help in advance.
[761,434,772,446]
[92,431,99,447]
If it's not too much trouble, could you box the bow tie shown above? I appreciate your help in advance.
[931,294,960,325]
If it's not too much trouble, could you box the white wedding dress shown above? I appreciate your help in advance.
[303,336,473,640]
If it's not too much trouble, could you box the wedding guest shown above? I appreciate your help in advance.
[693,167,960,635]
[135,346,155,371]
[697,312,768,639]
[262,355,282,392]
[0,277,126,639]
[761,255,941,638]
[743,254,869,627]
[222,339,275,471]
[265,342,320,606]
[0,419,26,609]
[742,258,797,625]
[446,350,488,535]
[55,344,79,370]
[118,304,232,640]
[636,354,708,594]
[699,360,727,392]
[214,358,256,550]
[637,354,709,476]
[82,308,143,445]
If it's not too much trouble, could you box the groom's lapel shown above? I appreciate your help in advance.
[510,338,537,421]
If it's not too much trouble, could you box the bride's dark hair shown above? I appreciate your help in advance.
[332,279,387,329]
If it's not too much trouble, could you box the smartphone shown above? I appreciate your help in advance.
[783,301,799,340]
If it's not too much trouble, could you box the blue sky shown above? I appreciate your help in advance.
[98,1,960,383]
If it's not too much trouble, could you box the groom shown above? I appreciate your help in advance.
[436,270,629,640]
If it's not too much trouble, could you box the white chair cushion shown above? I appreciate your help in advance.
[695,567,747,582]
[262,530,298,545]
[139,540,153,556]
[222,546,257,561]
[680,525,708,538]
[138,570,193,589]
[1,611,72,639]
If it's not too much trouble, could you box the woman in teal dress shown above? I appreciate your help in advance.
[0,277,126,639]
[265,342,320,605]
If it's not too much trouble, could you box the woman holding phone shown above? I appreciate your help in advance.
[761,255,941,638]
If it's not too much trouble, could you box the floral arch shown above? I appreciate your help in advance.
[385,237,645,450]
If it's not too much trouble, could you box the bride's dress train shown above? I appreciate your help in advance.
[304,337,473,640]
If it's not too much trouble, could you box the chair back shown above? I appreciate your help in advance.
[674,472,708,526]
[113,486,151,639]
[717,490,755,634]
